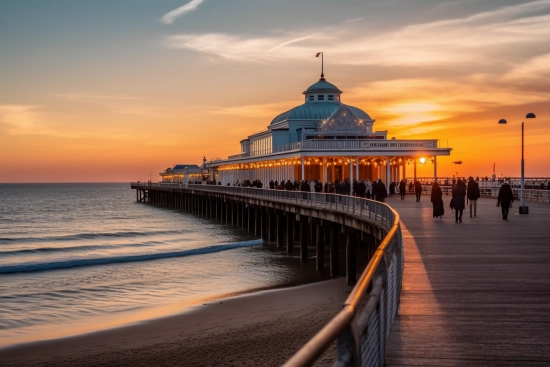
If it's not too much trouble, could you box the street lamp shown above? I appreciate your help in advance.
[498,112,536,214]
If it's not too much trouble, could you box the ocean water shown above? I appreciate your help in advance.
[0,183,327,347]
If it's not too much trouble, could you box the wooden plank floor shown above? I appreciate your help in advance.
[384,194,550,366]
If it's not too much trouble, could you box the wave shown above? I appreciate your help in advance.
[0,230,186,244]
[0,242,162,256]
[0,239,264,274]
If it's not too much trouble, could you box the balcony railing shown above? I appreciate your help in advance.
[274,139,439,153]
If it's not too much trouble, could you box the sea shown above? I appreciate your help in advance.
[0,183,327,348]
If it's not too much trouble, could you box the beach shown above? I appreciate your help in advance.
[0,278,350,366]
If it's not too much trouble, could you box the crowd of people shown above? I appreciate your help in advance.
[225,178,393,202]
[205,175,525,222]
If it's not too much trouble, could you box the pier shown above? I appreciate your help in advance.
[131,183,550,366]
[132,182,404,365]
[384,196,550,366]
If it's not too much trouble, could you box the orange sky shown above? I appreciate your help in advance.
[1,0,549,182]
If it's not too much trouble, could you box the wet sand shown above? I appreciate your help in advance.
[0,278,351,367]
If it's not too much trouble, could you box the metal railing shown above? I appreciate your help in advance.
[273,139,440,154]
[131,182,404,366]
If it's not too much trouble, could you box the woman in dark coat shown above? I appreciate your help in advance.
[452,179,467,223]
[497,182,515,220]
[431,182,444,219]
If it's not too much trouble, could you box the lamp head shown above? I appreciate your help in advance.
[498,119,507,124]
[526,112,536,119]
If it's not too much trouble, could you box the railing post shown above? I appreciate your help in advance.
[335,323,360,367]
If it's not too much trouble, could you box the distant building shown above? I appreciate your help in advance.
[205,75,452,190]
[160,164,202,183]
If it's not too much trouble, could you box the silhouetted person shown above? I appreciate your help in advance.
[452,179,467,223]
[497,182,515,220]
[431,181,444,219]
[467,176,480,217]
[414,180,422,202]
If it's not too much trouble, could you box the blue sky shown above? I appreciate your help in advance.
[1,0,549,181]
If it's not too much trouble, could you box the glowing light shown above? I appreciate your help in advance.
[420,157,426,164]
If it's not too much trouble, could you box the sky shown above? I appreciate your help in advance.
[1,0,549,182]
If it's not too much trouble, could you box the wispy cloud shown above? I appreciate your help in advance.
[49,93,141,101]
[267,35,318,52]
[161,0,205,24]
[343,17,363,23]
[0,105,41,133]
[165,0,550,69]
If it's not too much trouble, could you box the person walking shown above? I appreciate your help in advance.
[399,179,406,200]
[452,179,467,223]
[365,180,372,199]
[431,181,444,219]
[497,182,515,220]
[467,176,481,217]
[374,179,387,202]
[414,180,423,202]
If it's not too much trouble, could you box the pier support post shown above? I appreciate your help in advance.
[329,224,338,277]
[300,216,308,262]
[314,220,324,271]
[277,211,285,248]
[344,228,357,286]
[225,200,229,225]
[242,203,246,230]
[286,213,294,253]
[267,209,273,243]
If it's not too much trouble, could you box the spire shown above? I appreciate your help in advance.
[316,52,325,80]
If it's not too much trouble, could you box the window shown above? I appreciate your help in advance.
[309,95,314,101]
[317,95,324,101]
[328,95,334,101]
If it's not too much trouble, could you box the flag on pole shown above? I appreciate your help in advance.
[316,52,321,57]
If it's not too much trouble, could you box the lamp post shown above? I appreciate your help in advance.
[498,112,536,214]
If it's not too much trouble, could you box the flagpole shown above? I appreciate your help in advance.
[316,52,324,80]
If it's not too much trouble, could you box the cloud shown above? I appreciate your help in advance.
[164,0,550,69]
[343,17,363,23]
[0,105,41,132]
[49,93,141,101]
[161,0,205,24]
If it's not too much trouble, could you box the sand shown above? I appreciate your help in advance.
[0,278,351,367]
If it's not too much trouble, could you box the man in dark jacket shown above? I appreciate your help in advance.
[356,180,366,198]
[337,181,348,195]
[497,182,515,220]
[467,177,481,217]
[285,180,294,191]
[314,180,323,193]
[414,180,423,202]
[452,179,467,223]
[374,180,387,202]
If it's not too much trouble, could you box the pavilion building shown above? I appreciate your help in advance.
[160,164,202,183]
[205,75,452,192]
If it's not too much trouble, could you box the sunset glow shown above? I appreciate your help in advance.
[1,0,549,182]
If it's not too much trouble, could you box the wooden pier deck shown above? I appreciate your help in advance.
[384,195,550,366]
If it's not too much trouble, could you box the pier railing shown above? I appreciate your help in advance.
[131,182,404,366]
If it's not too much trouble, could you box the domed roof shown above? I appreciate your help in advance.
[303,78,342,94]
[270,102,371,126]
